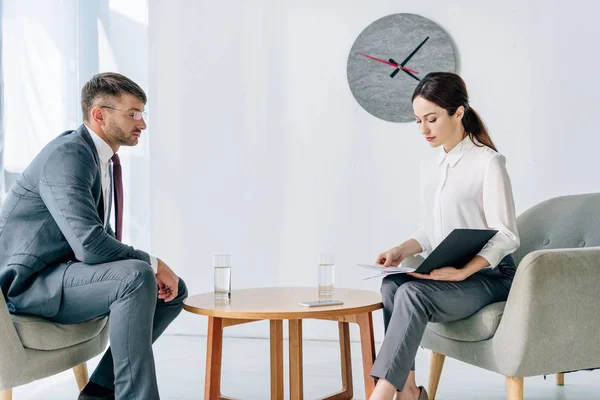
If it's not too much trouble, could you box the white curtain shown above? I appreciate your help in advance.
[1,0,151,251]
[0,0,4,203]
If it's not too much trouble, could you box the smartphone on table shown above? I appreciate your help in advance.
[299,299,343,307]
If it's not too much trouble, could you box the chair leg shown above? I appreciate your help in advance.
[506,376,523,400]
[556,373,564,386]
[427,351,445,400]
[73,363,89,392]
[0,388,12,400]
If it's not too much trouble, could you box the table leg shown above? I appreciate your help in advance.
[270,320,284,400]
[318,321,354,400]
[205,316,224,400]
[356,312,376,398]
[338,321,353,399]
[289,319,304,400]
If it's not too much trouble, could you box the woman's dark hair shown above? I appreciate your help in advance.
[411,72,497,152]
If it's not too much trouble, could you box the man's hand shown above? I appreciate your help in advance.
[408,267,468,282]
[155,259,179,302]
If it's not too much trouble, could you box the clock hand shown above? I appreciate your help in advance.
[389,58,401,78]
[402,69,421,81]
[388,58,418,75]
[388,38,428,80]
[356,53,418,74]
[356,52,396,66]
[399,36,430,67]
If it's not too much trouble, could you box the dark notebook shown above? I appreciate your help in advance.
[414,229,498,274]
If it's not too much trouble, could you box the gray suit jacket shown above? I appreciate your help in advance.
[0,125,151,317]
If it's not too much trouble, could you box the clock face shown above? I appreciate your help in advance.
[347,13,456,123]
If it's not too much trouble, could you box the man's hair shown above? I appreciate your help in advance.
[81,72,147,122]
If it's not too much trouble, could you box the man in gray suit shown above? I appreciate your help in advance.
[0,73,187,400]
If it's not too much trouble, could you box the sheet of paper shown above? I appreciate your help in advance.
[361,271,407,280]
[357,264,416,280]
[357,255,424,279]
[357,264,416,273]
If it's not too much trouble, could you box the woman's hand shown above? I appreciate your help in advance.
[376,246,407,267]
[376,239,423,267]
[408,267,468,282]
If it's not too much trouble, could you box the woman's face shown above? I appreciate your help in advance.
[413,96,465,152]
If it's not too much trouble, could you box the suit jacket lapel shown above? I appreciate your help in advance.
[75,124,105,221]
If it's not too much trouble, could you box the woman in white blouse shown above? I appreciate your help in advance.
[369,72,520,400]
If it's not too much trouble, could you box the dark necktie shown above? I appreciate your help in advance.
[111,153,123,242]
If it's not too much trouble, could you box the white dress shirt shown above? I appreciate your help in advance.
[86,125,114,226]
[85,125,159,273]
[411,136,520,269]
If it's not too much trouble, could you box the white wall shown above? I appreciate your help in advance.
[148,0,600,340]
[2,0,153,249]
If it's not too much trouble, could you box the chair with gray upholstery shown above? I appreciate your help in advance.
[423,192,600,400]
[0,293,109,400]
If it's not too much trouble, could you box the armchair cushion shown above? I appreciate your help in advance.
[11,314,108,351]
[427,301,506,342]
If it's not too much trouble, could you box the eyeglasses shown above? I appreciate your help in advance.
[100,105,147,120]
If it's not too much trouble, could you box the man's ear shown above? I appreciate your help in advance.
[90,106,105,125]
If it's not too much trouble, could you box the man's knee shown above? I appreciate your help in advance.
[175,278,188,303]
[124,260,157,293]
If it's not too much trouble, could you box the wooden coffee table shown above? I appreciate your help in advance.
[183,287,382,400]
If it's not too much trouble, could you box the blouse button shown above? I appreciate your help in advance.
[579,241,586,247]
[543,238,550,246]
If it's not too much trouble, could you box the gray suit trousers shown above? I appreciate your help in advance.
[47,259,188,400]
[371,263,514,391]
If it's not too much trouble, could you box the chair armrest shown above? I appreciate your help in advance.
[492,246,600,376]
[0,296,26,388]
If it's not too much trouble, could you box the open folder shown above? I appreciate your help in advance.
[359,228,498,279]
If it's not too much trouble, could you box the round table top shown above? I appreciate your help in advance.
[183,287,382,319]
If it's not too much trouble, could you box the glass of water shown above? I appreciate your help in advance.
[318,253,335,297]
[214,254,231,300]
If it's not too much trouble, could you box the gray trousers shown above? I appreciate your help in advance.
[47,259,188,400]
[370,260,514,390]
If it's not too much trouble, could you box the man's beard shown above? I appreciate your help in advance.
[107,119,136,146]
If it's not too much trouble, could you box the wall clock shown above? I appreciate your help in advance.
[347,13,456,123]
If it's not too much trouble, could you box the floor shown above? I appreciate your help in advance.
[10,335,600,399]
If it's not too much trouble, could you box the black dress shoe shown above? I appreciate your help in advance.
[77,391,115,400]
[78,381,115,400]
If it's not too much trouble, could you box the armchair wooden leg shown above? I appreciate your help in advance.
[556,373,564,386]
[427,351,445,400]
[506,376,523,400]
[73,363,89,391]
[0,388,12,400]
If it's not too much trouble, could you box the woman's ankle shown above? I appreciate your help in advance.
[397,386,421,400]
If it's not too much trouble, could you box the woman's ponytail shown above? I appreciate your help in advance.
[462,106,497,152]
